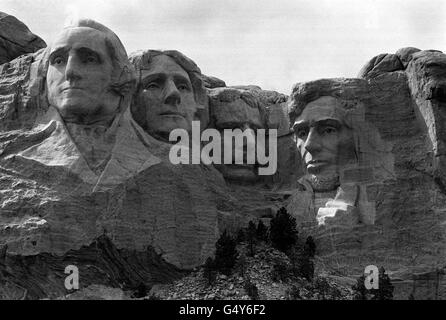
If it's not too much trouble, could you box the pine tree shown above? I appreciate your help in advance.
[286,285,301,300]
[297,254,314,281]
[304,236,316,258]
[244,278,259,300]
[289,248,314,282]
[272,259,290,282]
[352,274,368,300]
[236,228,246,243]
[133,283,148,298]
[203,257,216,286]
[352,267,394,300]
[269,207,298,253]
[374,267,394,300]
[247,221,257,257]
[237,252,247,277]
[256,220,268,241]
[214,230,238,276]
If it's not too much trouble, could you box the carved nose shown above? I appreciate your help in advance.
[164,81,181,106]
[304,128,322,154]
[65,56,82,82]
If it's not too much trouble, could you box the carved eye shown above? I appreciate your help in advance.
[53,56,65,65]
[296,128,308,139]
[321,126,337,135]
[177,83,190,91]
[86,55,99,64]
[146,83,160,89]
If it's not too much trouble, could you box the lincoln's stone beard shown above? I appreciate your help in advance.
[307,172,340,192]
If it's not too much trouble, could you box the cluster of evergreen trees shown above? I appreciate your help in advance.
[203,207,317,286]
[352,266,394,300]
[203,206,395,300]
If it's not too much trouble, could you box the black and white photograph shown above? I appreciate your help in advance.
[0,0,445,306]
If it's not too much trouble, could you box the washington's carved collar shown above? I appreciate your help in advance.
[11,106,161,190]
[65,121,118,175]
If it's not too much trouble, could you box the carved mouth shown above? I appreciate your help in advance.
[61,87,84,92]
[227,163,254,168]
[306,160,328,166]
[159,111,185,117]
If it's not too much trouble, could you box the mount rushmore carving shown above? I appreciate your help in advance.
[0,13,444,299]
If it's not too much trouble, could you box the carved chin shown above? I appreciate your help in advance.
[218,165,258,182]
[307,173,340,192]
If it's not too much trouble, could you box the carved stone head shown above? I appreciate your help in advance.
[129,50,207,142]
[288,80,361,191]
[40,19,135,125]
[208,87,267,182]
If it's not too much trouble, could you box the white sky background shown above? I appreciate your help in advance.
[2,0,445,93]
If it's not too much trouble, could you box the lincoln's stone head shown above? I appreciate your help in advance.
[288,81,359,191]
[129,50,207,141]
[40,18,135,125]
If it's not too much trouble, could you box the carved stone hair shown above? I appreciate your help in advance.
[288,78,395,182]
[37,18,136,109]
[287,78,364,129]
[128,49,207,109]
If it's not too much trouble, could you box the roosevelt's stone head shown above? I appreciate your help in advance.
[208,87,267,182]
[288,80,360,191]
[129,50,207,142]
[40,18,135,125]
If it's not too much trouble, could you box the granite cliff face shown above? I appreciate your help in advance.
[0,12,46,65]
[0,14,292,299]
[0,14,445,300]
[303,49,446,299]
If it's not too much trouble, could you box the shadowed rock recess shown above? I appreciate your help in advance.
[0,13,445,299]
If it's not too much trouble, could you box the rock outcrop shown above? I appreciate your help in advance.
[301,49,446,299]
[201,74,226,89]
[0,13,445,301]
[0,12,46,65]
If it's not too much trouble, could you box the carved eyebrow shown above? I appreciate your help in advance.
[48,47,69,61]
[293,118,342,133]
[295,118,341,127]
[140,73,192,88]
[292,121,308,134]
[173,74,192,86]
[313,119,342,128]
[48,47,103,64]
[141,73,166,85]
[76,47,103,62]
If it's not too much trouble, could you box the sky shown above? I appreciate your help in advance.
[2,0,445,93]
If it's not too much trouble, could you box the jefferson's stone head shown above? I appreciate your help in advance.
[40,18,135,125]
[288,80,359,191]
[129,50,207,141]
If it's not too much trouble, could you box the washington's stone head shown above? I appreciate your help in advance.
[40,18,135,125]
[129,50,207,141]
